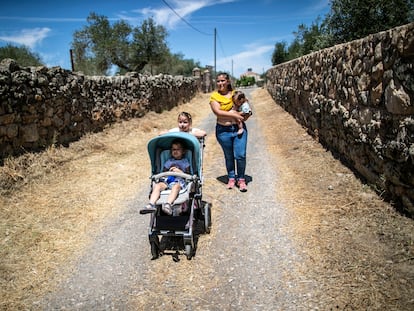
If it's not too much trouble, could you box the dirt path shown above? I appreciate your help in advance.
[2,88,413,310]
[40,87,304,310]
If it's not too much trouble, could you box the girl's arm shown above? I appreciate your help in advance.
[192,128,207,138]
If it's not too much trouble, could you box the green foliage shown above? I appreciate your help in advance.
[300,18,331,54]
[71,13,199,76]
[235,76,256,87]
[287,19,332,61]
[132,18,169,72]
[271,42,288,65]
[150,52,201,76]
[72,13,131,74]
[326,0,414,44]
[0,44,44,67]
[71,13,170,75]
[287,39,303,61]
[270,0,414,64]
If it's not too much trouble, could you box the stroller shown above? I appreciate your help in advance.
[145,132,211,260]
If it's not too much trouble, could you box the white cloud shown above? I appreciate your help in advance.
[216,43,274,77]
[137,0,237,29]
[0,27,51,48]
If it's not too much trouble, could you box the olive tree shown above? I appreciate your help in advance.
[71,13,169,75]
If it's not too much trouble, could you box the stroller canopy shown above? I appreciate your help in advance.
[147,132,202,177]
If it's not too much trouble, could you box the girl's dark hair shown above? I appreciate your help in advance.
[171,138,187,151]
[216,72,233,91]
[233,91,245,101]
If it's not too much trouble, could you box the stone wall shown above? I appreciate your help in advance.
[266,23,414,216]
[0,59,198,159]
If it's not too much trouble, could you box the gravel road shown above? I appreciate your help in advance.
[38,87,414,310]
[40,87,311,310]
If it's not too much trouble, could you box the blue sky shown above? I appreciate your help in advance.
[0,0,330,77]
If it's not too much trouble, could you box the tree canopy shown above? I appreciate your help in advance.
[271,42,288,66]
[153,52,201,76]
[271,0,414,65]
[327,0,414,44]
[71,13,169,75]
[0,44,44,67]
[71,13,201,76]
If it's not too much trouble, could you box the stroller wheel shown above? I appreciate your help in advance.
[150,241,160,260]
[185,244,193,260]
[204,202,211,234]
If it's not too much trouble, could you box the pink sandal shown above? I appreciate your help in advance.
[226,178,236,189]
[238,179,247,192]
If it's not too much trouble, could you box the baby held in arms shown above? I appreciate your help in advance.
[231,91,252,135]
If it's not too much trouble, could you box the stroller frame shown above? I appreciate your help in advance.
[145,132,211,260]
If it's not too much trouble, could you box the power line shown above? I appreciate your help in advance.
[215,30,227,60]
[216,29,235,75]
[161,0,213,36]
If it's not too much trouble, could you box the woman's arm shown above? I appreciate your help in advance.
[209,100,244,122]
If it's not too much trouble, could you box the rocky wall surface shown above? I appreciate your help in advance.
[266,23,414,216]
[0,59,198,159]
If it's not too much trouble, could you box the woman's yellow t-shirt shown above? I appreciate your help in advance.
[210,90,235,111]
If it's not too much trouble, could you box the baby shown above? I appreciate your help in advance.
[232,91,252,135]
[140,139,190,215]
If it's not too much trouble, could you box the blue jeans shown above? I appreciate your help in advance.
[215,123,248,180]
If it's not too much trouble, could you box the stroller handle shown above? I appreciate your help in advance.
[151,171,198,182]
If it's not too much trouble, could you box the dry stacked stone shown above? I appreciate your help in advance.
[0,60,197,159]
[266,23,414,217]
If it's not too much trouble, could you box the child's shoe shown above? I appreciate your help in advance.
[140,203,156,214]
[162,203,173,215]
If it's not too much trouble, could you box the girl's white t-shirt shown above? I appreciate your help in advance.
[168,127,201,134]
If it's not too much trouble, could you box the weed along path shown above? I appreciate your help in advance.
[1,88,413,310]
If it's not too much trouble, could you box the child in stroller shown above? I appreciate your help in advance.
[140,138,190,216]
[141,132,211,260]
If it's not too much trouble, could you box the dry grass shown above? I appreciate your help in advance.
[253,88,414,309]
[1,89,413,309]
[0,92,213,310]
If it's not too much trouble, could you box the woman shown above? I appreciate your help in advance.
[209,72,251,192]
